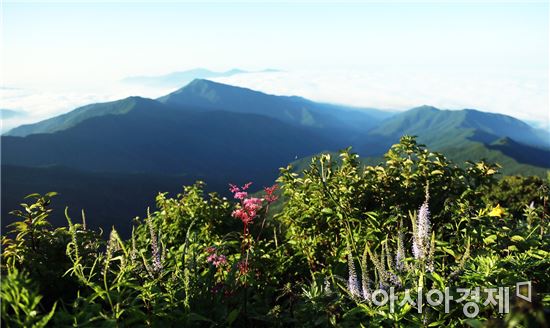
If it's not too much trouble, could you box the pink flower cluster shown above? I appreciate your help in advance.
[232,198,263,225]
[207,253,227,267]
[205,246,227,268]
[229,182,252,200]
[263,184,279,203]
[229,183,279,226]
[227,182,278,279]
[230,183,263,226]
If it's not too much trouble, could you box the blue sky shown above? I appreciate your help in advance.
[1,1,549,130]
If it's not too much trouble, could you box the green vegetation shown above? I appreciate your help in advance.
[2,137,548,327]
[360,106,550,176]
[366,106,548,149]
[3,81,550,237]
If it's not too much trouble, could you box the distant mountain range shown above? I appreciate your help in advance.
[121,68,280,88]
[358,105,550,175]
[365,105,548,148]
[1,109,25,120]
[2,79,549,235]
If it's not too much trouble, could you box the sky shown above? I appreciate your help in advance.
[1,1,549,132]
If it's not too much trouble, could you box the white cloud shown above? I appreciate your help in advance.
[212,69,549,127]
[0,84,177,133]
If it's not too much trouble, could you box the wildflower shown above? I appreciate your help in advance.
[229,182,253,200]
[232,208,251,225]
[347,246,361,298]
[232,197,263,225]
[388,272,401,288]
[146,210,163,273]
[232,208,248,223]
[395,228,406,272]
[264,184,279,203]
[130,229,137,265]
[234,191,248,200]
[214,255,227,267]
[237,260,249,275]
[488,204,504,217]
[369,248,388,284]
[384,242,393,272]
[103,229,119,275]
[243,197,263,215]
[230,181,264,227]
[324,277,332,295]
[412,195,431,261]
[207,253,227,268]
[361,246,371,301]
[229,184,240,194]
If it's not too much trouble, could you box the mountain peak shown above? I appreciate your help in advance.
[186,78,219,88]
[368,104,549,149]
[156,79,392,130]
[159,79,263,106]
[410,105,440,113]
[5,96,165,137]
[166,79,228,104]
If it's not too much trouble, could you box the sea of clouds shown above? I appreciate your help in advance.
[212,69,549,129]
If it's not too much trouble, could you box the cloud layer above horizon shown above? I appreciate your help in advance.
[2,2,547,133]
[212,69,549,127]
[217,69,550,129]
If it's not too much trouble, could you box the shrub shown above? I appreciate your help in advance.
[1,136,548,327]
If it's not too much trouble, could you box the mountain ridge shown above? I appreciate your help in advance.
[365,105,549,149]
[6,79,392,138]
[4,80,549,175]
[5,96,167,137]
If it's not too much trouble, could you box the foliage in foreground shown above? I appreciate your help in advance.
[1,136,549,327]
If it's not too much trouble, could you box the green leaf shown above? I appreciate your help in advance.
[427,272,446,289]
[483,234,497,245]
[465,318,484,328]
[442,247,456,257]
[24,193,41,199]
[187,313,215,323]
[399,302,412,316]
[226,308,240,326]
[510,235,525,243]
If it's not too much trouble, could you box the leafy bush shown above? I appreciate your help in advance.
[1,268,56,328]
[2,136,549,327]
